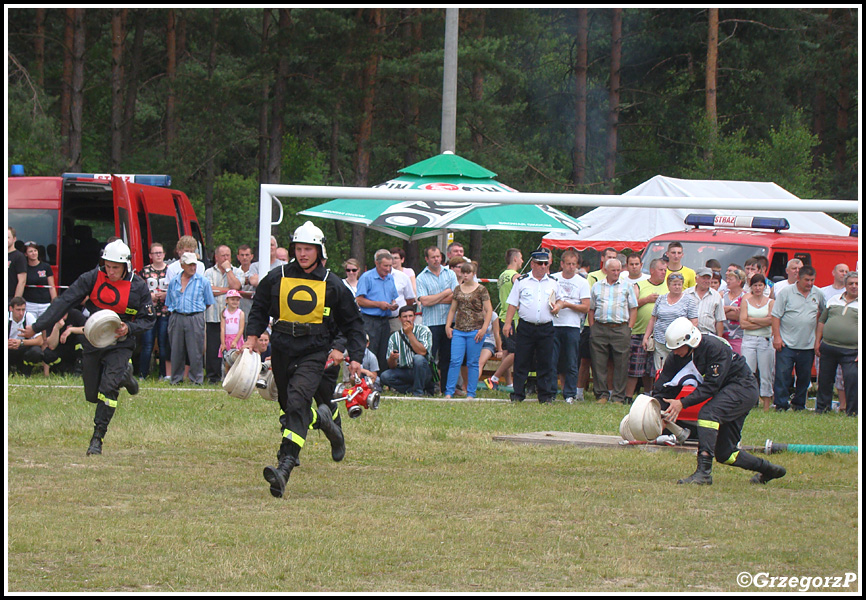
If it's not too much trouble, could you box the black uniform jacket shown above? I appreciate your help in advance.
[33,267,154,351]
[652,334,753,409]
[246,260,366,364]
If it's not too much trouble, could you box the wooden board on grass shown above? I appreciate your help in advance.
[493,431,698,453]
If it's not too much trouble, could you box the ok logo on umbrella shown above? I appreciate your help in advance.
[278,278,325,324]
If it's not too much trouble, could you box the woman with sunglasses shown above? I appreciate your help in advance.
[342,258,361,298]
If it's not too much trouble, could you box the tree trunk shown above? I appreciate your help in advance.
[68,8,86,172]
[204,9,220,248]
[61,8,74,160]
[403,8,422,270]
[468,9,486,265]
[34,8,45,88]
[267,9,291,184]
[834,9,852,174]
[166,9,177,156]
[110,8,127,172]
[573,7,588,186]
[122,10,145,157]
[705,7,719,159]
[258,9,271,185]
[604,8,622,193]
[351,8,383,265]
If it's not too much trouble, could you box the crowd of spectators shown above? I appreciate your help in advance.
[7,224,858,417]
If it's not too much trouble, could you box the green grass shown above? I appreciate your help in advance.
[6,374,861,592]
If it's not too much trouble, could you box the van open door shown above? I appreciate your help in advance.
[110,175,144,271]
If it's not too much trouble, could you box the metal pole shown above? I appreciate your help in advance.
[260,183,860,213]
[441,8,459,155]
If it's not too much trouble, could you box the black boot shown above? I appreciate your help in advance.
[315,403,345,462]
[86,432,103,456]
[750,458,787,484]
[678,453,714,485]
[263,454,297,498]
[122,362,139,396]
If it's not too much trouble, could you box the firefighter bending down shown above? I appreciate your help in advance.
[23,240,153,456]
[652,317,786,486]
[244,222,365,498]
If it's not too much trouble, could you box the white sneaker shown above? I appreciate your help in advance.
[575,390,585,401]
[565,396,576,404]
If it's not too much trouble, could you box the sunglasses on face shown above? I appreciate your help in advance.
[346,268,358,273]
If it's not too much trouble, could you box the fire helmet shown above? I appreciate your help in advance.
[290,221,327,260]
[665,316,702,350]
[101,239,132,271]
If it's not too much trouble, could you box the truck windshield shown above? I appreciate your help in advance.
[641,240,769,273]
[8,208,58,265]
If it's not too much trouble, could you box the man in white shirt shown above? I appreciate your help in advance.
[8,296,44,375]
[388,267,416,334]
[503,251,562,404]
[685,267,725,336]
[620,253,649,286]
[203,244,243,384]
[819,263,849,303]
[770,258,802,299]
[550,250,590,403]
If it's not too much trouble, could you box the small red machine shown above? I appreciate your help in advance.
[333,375,381,419]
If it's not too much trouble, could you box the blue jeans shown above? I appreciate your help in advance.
[380,355,432,396]
[446,329,483,397]
[773,346,814,410]
[550,326,581,399]
[139,315,169,378]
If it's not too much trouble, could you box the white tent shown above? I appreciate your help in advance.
[542,175,851,251]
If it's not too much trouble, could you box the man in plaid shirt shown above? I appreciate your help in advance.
[380,305,433,397]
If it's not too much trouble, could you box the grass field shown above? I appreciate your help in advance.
[6,375,861,593]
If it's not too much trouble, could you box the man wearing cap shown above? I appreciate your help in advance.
[502,250,562,403]
[685,267,725,337]
[22,239,154,456]
[587,258,637,404]
[166,252,215,385]
[203,244,243,384]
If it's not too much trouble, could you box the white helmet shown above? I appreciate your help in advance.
[101,239,132,271]
[290,221,327,260]
[665,316,702,350]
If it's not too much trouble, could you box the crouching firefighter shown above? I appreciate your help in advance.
[23,240,153,456]
[653,317,786,486]
[244,222,365,498]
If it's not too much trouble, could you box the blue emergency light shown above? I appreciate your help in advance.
[61,173,172,187]
[850,224,858,237]
[684,214,790,232]
[11,164,25,176]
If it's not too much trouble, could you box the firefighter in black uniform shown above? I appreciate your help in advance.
[23,240,153,456]
[244,222,365,498]
[653,317,786,485]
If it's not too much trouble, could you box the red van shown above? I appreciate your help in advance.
[8,171,207,288]
[640,215,858,287]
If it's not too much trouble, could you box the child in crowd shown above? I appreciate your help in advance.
[220,289,245,376]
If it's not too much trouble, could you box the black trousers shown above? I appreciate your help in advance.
[512,321,556,402]
[270,348,329,456]
[693,374,758,462]
[81,345,133,436]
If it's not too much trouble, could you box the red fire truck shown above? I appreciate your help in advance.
[640,214,858,287]
[8,168,207,288]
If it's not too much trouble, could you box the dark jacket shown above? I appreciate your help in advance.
[33,267,154,351]
[652,334,753,408]
[246,261,366,364]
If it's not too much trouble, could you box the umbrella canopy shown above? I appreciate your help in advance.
[299,152,585,241]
